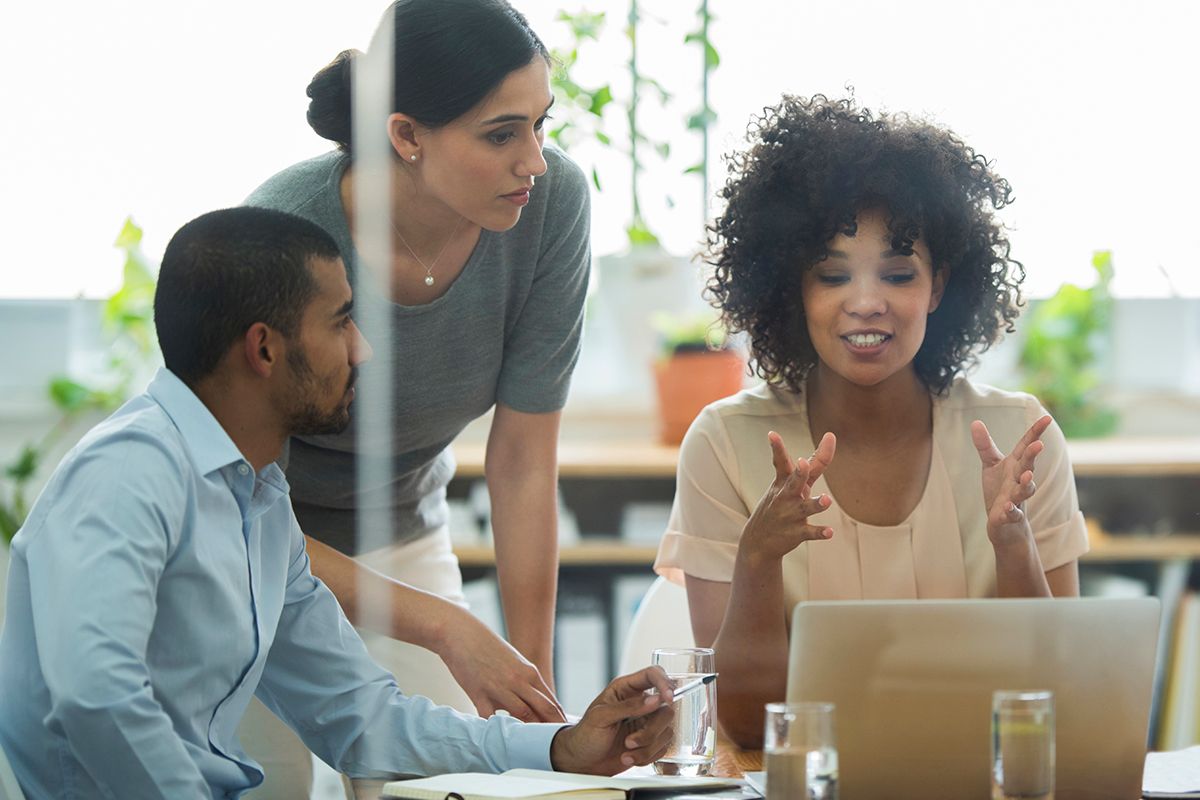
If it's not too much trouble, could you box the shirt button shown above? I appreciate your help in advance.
[237,464,250,476]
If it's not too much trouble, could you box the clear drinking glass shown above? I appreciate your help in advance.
[763,702,838,800]
[651,647,717,776]
[992,690,1055,800]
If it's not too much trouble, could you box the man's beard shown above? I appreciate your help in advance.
[283,347,356,436]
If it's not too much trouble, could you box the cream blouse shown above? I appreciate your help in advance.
[654,378,1089,609]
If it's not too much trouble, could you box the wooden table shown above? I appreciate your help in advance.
[713,740,762,778]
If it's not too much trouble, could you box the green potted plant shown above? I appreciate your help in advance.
[1018,250,1119,438]
[651,312,744,444]
[0,218,158,546]
[549,4,722,407]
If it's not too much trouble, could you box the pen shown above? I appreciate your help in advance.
[647,673,716,704]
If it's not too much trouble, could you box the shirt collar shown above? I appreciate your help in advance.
[146,367,261,479]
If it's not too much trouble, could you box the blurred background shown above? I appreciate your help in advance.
[1,0,1198,744]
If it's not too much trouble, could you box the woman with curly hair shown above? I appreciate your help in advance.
[653,95,1088,746]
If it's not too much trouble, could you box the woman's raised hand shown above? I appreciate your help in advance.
[971,415,1052,546]
[740,431,837,563]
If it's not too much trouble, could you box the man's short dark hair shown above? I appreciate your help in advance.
[154,207,342,385]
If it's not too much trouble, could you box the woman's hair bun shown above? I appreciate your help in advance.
[305,49,359,148]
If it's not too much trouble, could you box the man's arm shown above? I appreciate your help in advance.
[257,518,565,777]
[24,441,209,797]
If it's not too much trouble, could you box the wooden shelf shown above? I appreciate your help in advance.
[451,441,678,479]
[455,534,1200,569]
[452,437,1200,480]
[454,540,659,569]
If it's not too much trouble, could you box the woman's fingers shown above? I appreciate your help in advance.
[801,524,834,541]
[768,432,794,484]
[798,493,831,517]
[515,683,567,723]
[499,697,536,723]
[1018,439,1045,476]
[782,457,811,496]
[971,420,1004,467]
[1013,415,1053,460]
[806,432,837,485]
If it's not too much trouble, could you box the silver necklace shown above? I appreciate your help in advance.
[391,216,464,287]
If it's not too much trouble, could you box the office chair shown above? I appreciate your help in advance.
[618,576,695,676]
[0,741,26,800]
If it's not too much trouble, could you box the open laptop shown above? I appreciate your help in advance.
[786,597,1161,800]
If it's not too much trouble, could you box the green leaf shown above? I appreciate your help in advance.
[1092,249,1114,286]
[587,85,613,117]
[113,216,143,249]
[704,41,720,69]
[48,377,101,412]
[683,161,705,175]
[591,167,602,192]
[595,131,611,146]
[626,219,660,246]
[556,9,605,41]
[5,445,39,481]
[636,76,671,104]
[654,141,670,159]
[651,311,727,356]
[0,504,21,543]
[687,108,717,130]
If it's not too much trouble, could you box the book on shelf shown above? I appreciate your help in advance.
[381,768,739,799]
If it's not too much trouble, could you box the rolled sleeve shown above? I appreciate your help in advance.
[1025,408,1090,570]
[654,407,749,586]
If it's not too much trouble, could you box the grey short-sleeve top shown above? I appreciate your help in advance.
[245,146,590,553]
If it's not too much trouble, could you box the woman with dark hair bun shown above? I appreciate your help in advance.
[242,1,585,795]
[653,95,1090,747]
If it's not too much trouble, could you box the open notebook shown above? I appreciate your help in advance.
[381,768,739,799]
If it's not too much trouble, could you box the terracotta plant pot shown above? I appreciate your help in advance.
[653,349,746,445]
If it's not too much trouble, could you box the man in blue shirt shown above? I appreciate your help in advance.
[0,207,675,799]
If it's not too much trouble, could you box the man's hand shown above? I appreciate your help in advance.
[439,609,565,723]
[549,666,677,775]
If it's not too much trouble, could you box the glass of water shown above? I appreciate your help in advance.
[763,702,838,800]
[992,690,1054,800]
[651,647,716,776]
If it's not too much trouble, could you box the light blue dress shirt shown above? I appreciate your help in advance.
[0,369,560,799]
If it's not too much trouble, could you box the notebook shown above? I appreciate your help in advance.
[381,768,739,799]
[786,597,1161,800]
[1143,745,1200,798]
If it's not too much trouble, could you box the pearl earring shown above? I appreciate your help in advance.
[410,154,417,161]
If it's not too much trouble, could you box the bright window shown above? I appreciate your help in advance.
[2,0,1196,298]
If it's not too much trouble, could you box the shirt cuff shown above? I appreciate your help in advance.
[503,721,569,771]
[654,530,739,585]
[1033,509,1090,571]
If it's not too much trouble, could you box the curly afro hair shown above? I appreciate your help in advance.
[706,94,1024,395]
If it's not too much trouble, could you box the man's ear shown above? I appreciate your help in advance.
[386,113,423,162]
[929,265,949,313]
[243,322,281,378]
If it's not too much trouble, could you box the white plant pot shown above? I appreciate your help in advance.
[574,246,712,411]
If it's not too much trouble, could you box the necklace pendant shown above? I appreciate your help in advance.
[424,275,435,287]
